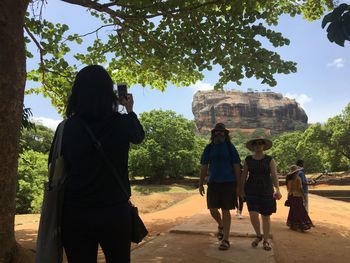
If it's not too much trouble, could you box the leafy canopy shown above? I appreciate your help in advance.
[128,110,207,180]
[25,0,333,114]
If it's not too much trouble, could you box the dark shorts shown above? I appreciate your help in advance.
[246,195,276,216]
[207,181,237,210]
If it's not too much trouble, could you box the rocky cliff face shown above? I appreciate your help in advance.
[192,90,308,135]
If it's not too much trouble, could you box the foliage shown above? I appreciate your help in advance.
[322,3,350,46]
[20,123,54,154]
[270,103,350,173]
[269,131,305,173]
[21,107,34,130]
[128,110,207,180]
[302,103,350,171]
[25,0,333,114]
[16,150,48,214]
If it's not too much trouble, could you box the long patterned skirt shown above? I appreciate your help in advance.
[287,195,314,231]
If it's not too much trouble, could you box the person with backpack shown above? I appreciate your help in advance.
[198,123,241,250]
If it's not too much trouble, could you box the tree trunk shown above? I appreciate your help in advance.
[0,1,32,262]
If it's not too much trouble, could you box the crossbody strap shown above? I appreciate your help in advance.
[78,118,130,201]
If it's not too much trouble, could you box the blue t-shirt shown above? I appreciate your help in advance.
[200,142,241,183]
[297,169,308,193]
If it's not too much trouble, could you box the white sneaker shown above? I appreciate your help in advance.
[238,213,243,219]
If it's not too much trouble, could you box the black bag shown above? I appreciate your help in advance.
[284,199,290,207]
[79,119,148,244]
[130,205,148,243]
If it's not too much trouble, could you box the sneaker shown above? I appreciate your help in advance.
[238,213,243,219]
[236,210,241,217]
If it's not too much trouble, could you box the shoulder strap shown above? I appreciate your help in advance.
[78,118,130,201]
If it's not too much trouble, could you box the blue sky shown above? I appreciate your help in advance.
[25,1,350,129]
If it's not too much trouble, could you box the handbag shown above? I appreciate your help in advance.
[36,120,66,263]
[78,119,148,244]
[284,199,290,207]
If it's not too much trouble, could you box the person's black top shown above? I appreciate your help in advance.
[49,111,145,208]
[244,155,274,196]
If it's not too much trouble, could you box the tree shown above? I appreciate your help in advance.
[129,110,206,180]
[302,103,350,171]
[0,0,335,261]
[20,124,54,154]
[270,131,304,173]
[322,3,350,46]
[16,150,48,214]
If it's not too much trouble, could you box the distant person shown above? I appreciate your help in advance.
[236,196,244,219]
[49,65,145,262]
[286,165,314,231]
[296,159,309,212]
[199,123,241,250]
[241,138,282,251]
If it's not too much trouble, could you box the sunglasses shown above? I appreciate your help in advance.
[252,140,265,146]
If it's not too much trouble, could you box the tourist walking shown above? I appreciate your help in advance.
[286,165,314,231]
[199,123,241,250]
[241,138,282,251]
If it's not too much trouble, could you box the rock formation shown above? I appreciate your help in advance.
[192,90,308,135]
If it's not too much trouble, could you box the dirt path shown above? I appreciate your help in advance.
[15,186,350,262]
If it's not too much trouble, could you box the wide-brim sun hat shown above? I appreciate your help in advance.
[211,123,229,133]
[286,165,303,176]
[246,138,272,151]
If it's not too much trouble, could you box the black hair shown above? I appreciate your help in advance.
[296,159,304,167]
[65,65,118,119]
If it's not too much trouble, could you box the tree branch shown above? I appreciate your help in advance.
[63,24,115,43]
[24,24,46,84]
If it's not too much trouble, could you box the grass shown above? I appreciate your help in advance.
[131,184,197,195]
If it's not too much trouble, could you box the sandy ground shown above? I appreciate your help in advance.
[15,184,350,262]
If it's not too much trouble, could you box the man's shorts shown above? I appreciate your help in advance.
[207,181,237,210]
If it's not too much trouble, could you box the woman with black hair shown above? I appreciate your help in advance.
[285,165,314,232]
[49,65,144,262]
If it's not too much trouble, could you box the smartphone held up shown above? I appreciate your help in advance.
[117,83,128,102]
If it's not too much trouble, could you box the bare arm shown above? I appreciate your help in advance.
[234,163,241,195]
[270,159,282,199]
[240,161,248,197]
[199,164,208,196]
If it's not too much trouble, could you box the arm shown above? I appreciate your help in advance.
[121,93,145,144]
[270,159,282,200]
[234,164,241,195]
[199,164,208,196]
[241,160,248,197]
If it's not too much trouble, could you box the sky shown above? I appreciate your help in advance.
[24,1,350,130]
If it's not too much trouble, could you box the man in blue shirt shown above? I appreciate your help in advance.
[199,123,241,251]
[296,160,309,212]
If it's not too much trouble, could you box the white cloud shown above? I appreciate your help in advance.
[285,93,312,107]
[189,80,214,93]
[31,117,62,130]
[327,58,345,68]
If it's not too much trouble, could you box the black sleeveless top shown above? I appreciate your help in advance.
[244,155,274,196]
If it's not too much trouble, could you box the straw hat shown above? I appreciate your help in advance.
[286,165,303,176]
[245,138,272,151]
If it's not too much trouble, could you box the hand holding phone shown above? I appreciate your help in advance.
[117,83,128,101]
